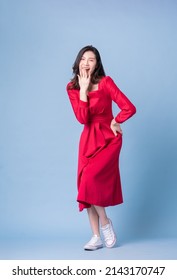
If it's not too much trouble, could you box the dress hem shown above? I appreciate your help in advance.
[77,199,123,212]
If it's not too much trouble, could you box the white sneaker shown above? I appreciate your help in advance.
[101,219,117,248]
[84,235,103,251]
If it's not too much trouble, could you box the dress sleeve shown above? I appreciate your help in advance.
[66,83,89,124]
[105,76,136,123]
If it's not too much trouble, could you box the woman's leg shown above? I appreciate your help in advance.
[93,205,117,248]
[84,206,103,250]
[87,206,100,236]
[93,205,109,227]
[85,205,116,249]
[87,205,109,234]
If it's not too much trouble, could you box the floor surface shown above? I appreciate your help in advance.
[0,237,177,260]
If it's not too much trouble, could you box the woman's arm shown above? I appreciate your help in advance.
[67,84,89,124]
[106,76,136,123]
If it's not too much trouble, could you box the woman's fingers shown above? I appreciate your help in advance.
[112,128,117,136]
[80,68,90,78]
[116,124,123,134]
[78,70,91,91]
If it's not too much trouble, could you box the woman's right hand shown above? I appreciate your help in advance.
[78,69,91,92]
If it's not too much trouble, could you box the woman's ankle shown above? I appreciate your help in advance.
[100,217,109,227]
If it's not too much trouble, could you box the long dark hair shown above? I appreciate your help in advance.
[69,45,106,89]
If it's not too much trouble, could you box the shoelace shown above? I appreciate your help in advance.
[88,235,99,245]
[103,225,113,241]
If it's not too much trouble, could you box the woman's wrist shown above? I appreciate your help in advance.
[80,90,88,102]
[112,118,117,125]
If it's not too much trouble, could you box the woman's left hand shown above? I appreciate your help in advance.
[110,119,123,136]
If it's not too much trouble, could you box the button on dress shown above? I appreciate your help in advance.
[67,76,136,211]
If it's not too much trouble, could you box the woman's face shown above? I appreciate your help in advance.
[79,51,97,76]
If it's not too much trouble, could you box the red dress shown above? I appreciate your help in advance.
[67,76,136,211]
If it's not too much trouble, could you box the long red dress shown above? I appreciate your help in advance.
[67,76,136,211]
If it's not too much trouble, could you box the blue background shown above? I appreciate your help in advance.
[0,0,177,259]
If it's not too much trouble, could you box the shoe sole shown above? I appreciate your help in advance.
[84,244,103,251]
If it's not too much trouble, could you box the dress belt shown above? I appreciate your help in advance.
[88,115,113,123]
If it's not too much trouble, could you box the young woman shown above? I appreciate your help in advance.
[67,45,136,250]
